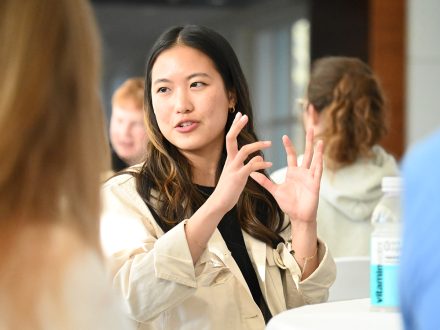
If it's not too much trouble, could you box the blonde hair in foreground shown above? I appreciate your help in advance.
[0,0,108,329]
[0,0,107,240]
[0,0,108,326]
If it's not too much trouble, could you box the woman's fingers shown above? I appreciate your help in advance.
[242,155,272,174]
[301,128,314,169]
[225,112,247,158]
[250,171,276,195]
[235,140,271,164]
[282,135,297,167]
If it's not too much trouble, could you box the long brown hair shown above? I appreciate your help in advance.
[0,0,107,325]
[136,25,285,247]
[0,0,107,243]
[307,56,387,170]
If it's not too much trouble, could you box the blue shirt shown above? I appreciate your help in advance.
[400,129,440,330]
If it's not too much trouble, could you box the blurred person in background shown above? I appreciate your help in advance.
[400,129,440,330]
[110,77,148,172]
[271,56,399,257]
[0,0,132,328]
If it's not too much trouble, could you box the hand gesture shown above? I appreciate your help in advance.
[250,129,324,224]
[212,112,272,213]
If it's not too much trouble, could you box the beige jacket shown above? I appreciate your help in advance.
[100,173,336,330]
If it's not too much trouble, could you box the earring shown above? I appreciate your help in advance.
[229,106,236,113]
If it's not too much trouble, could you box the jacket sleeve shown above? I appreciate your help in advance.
[100,175,230,323]
[272,217,336,308]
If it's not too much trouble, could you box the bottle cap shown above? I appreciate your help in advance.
[381,176,402,193]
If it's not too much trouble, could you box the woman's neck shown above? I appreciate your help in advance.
[182,150,221,187]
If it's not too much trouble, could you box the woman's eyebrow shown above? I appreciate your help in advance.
[153,73,211,85]
[152,78,171,85]
[187,72,211,80]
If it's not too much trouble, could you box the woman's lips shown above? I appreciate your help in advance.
[175,121,198,133]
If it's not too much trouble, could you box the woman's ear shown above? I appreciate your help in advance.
[228,90,237,108]
[303,103,321,132]
[308,104,321,126]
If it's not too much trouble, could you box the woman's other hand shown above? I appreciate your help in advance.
[250,128,324,224]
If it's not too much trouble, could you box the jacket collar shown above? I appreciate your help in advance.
[242,231,267,296]
[205,228,253,299]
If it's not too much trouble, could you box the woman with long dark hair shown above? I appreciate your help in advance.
[101,25,335,329]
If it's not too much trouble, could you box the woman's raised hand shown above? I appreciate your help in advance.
[250,129,324,224]
[212,112,272,213]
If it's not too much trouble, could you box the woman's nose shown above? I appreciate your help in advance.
[174,89,193,113]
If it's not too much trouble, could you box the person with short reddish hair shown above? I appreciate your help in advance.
[110,77,149,172]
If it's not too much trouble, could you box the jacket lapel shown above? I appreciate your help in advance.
[243,231,288,315]
[242,231,267,297]
[207,229,253,299]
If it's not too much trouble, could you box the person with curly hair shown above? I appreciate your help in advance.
[271,56,399,257]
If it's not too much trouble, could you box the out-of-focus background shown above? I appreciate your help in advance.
[92,0,439,171]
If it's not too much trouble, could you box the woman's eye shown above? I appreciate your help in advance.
[157,87,168,93]
[190,82,206,88]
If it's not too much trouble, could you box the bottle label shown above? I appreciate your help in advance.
[370,237,400,307]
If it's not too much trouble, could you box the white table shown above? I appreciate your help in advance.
[266,298,403,330]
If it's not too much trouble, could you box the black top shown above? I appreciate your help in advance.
[111,148,129,172]
[196,185,272,322]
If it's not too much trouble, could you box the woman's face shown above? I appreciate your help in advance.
[150,45,234,160]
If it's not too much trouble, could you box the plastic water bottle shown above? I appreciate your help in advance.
[370,176,402,311]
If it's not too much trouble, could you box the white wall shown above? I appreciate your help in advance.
[406,0,440,147]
